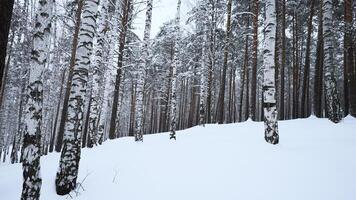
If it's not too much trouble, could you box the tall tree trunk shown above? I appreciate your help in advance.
[0,0,14,107]
[250,0,259,121]
[55,0,84,152]
[263,0,279,145]
[344,0,356,116]
[301,0,316,118]
[216,0,232,124]
[314,0,324,117]
[87,0,109,147]
[322,0,342,123]
[21,0,53,198]
[55,0,99,195]
[239,36,249,122]
[134,0,153,142]
[49,69,66,153]
[279,0,286,120]
[199,24,208,126]
[292,11,299,119]
[108,0,131,140]
[169,0,181,140]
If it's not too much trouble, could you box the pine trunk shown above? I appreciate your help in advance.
[344,0,356,116]
[216,0,232,124]
[108,0,131,140]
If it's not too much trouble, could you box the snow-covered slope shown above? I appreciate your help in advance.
[1,116,356,200]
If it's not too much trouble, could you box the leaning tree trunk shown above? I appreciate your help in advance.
[21,0,53,198]
[169,0,181,140]
[55,0,99,195]
[322,0,342,123]
[262,0,279,145]
[134,0,153,142]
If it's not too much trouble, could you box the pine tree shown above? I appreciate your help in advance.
[55,0,99,195]
[134,0,153,142]
[262,0,279,145]
[108,0,132,140]
[216,0,232,124]
[250,0,259,121]
[21,0,53,198]
[344,0,356,116]
[322,0,342,123]
[314,0,324,118]
[301,0,316,118]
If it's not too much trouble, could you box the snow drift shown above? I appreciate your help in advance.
[1,116,356,200]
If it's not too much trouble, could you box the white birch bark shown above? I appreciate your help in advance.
[21,0,53,198]
[262,0,279,145]
[87,0,109,147]
[199,24,208,126]
[323,0,342,123]
[134,0,153,142]
[169,0,181,140]
[55,0,99,195]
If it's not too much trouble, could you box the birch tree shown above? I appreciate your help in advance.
[199,24,208,126]
[55,0,99,195]
[322,0,341,123]
[169,0,181,140]
[21,0,53,198]
[262,0,279,145]
[134,0,153,142]
[87,0,109,147]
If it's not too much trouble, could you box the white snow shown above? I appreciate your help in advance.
[1,116,356,200]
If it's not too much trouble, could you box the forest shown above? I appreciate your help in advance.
[0,0,355,199]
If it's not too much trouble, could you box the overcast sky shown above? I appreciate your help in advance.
[132,0,196,39]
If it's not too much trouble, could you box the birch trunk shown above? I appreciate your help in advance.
[21,0,53,198]
[134,0,153,142]
[263,0,279,145]
[55,0,99,195]
[169,0,181,140]
[199,25,208,126]
[322,0,342,123]
[87,0,109,147]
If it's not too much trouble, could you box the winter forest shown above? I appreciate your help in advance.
[0,0,356,199]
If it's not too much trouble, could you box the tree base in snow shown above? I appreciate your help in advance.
[55,175,77,196]
[264,133,279,145]
[170,131,176,140]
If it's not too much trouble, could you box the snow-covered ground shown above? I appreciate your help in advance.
[1,116,356,200]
